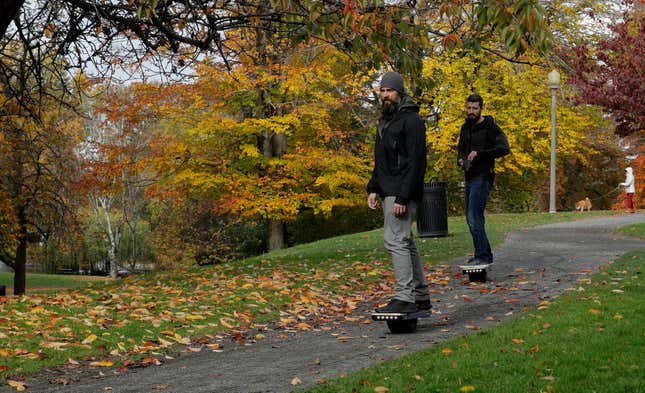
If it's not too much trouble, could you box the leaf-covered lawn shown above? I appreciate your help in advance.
[0,211,619,384]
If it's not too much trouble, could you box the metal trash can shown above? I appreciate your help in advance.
[417,181,448,237]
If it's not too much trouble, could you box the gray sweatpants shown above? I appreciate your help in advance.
[382,196,430,303]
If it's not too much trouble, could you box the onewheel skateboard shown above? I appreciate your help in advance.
[459,263,489,282]
[371,310,430,334]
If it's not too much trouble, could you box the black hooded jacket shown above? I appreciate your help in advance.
[367,95,427,205]
[457,115,510,182]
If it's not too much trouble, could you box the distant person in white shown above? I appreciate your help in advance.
[619,166,636,213]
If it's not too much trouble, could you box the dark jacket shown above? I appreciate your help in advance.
[457,115,510,182]
[367,96,427,205]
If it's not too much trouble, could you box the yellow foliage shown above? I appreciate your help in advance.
[422,50,608,183]
[147,44,371,222]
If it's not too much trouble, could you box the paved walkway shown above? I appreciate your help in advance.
[5,214,644,393]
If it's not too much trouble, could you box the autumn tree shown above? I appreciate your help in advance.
[135,43,374,252]
[563,1,644,136]
[79,85,159,278]
[1,1,553,116]
[0,53,83,295]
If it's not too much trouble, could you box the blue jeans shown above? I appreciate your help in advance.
[465,177,493,263]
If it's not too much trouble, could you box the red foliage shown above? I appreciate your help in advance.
[562,5,644,136]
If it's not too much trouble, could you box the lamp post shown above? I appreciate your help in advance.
[548,69,560,213]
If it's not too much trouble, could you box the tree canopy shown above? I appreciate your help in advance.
[563,4,644,136]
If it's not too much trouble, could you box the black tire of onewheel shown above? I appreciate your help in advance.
[387,318,418,334]
[469,271,487,282]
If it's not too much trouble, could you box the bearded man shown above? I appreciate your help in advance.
[367,71,431,314]
[457,94,510,267]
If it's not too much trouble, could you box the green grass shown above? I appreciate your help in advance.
[618,222,645,239]
[0,210,623,380]
[245,210,619,268]
[0,272,109,292]
[303,250,645,393]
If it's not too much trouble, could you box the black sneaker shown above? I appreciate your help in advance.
[415,299,432,311]
[375,299,416,314]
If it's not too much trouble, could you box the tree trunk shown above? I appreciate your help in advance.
[91,195,121,278]
[261,130,287,250]
[254,16,288,251]
[0,0,24,38]
[107,243,118,279]
[101,200,120,279]
[13,207,27,295]
[267,219,285,250]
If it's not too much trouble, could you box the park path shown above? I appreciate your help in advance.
[5,213,644,393]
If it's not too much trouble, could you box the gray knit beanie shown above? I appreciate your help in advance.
[380,71,405,94]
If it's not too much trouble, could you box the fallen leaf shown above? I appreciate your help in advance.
[374,387,389,393]
[589,309,602,314]
[41,341,69,350]
[89,360,113,367]
[441,348,453,354]
[220,317,235,329]
[291,377,302,385]
[460,386,476,392]
[7,380,26,391]
[142,357,161,365]
[296,322,312,330]
[614,314,623,320]
[151,384,170,390]
[173,334,191,345]
[82,334,98,345]
[511,338,525,344]
[0,366,9,372]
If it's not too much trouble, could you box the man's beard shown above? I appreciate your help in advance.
[380,100,397,121]
[465,113,479,124]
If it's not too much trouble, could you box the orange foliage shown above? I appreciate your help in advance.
[138,44,373,222]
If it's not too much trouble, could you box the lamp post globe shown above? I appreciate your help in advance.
[548,69,560,89]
